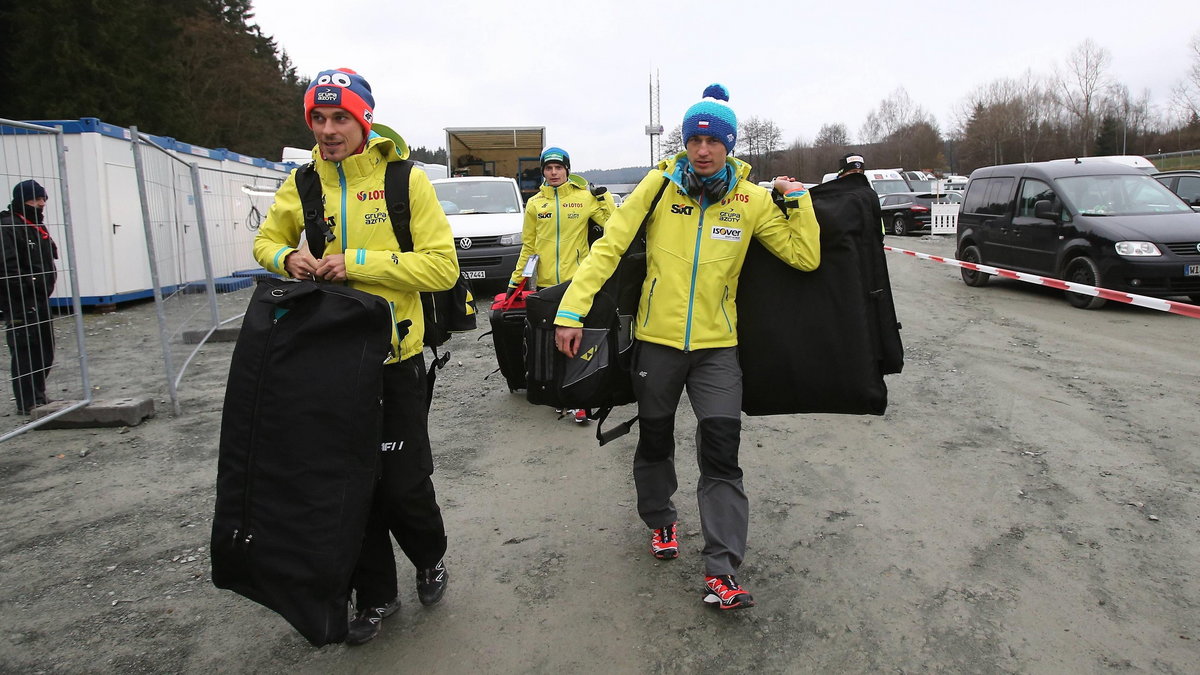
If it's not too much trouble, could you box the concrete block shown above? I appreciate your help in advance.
[182,326,241,343]
[30,397,155,429]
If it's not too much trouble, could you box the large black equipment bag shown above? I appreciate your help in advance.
[211,277,398,646]
[294,159,476,404]
[523,178,670,444]
[737,173,903,416]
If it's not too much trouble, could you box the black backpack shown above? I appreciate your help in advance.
[295,160,476,402]
[523,177,670,444]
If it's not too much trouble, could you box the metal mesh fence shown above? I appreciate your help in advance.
[129,129,283,414]
[0,119,90,440]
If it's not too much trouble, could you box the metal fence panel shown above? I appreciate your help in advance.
[129,129,284,414]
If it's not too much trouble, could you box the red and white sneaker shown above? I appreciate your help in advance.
[650,522,679,560]
[573,408,589,424]
[702,575,755,610]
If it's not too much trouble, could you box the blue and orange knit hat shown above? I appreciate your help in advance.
[304,68,375,135]
[682,84,737,153]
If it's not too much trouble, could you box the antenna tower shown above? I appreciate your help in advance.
[646,70,663,165]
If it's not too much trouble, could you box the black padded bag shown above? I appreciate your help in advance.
[738,173,903,416]
[211,277,396,646]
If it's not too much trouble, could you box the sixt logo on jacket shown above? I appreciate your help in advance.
[537,212,552,219]
[710,225,742,241]
[358,189,386,201]
[364,208,388,225]
[671,204,695,215]
[313,87,341,105]
[718,211,742,223]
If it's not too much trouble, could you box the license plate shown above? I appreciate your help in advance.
[1187,264,1200,277]
[463,270,486,279]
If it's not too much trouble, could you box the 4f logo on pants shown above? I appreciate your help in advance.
[381,440,405,452]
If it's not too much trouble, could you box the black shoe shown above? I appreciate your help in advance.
[346,597,400,646]
[416,559,448,606]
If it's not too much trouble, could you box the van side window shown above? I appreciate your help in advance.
[1017,179,1056,217]
[961,179,990,214]
[981,178,1014,216]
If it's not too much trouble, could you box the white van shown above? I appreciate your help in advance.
[1048,155,1157,174]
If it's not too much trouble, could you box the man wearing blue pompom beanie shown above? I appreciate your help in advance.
[553,84,820,610]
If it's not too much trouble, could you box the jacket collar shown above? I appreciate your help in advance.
[538,173,587,198]
[659,152,750,200]
[310,133,409,185]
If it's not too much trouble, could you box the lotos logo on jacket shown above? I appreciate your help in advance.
[358,189,385,201]
[710,225,742,242]
[671,204,695,215]
[364,208,388,225]
[561,202,584,208]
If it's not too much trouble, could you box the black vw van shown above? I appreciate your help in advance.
[955,160,1200,308]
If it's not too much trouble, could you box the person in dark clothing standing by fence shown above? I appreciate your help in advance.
[0,180,58,415]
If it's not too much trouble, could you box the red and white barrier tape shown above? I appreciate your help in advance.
[884,245,1200,320]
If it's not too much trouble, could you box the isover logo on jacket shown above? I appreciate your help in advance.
[671,204,695,215]
[358,189,386,201]
[710,225,743,241]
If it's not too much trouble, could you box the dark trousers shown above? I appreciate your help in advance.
[632,341,746,576]
[6,301,55,413]
[351,354,447,608]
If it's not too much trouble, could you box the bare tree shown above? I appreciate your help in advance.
[1055,38,1112,155]
[659,124,683,161]
[813,123,849,147]
[1171,31,1200,120]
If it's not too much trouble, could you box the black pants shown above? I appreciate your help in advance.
[350,354,447,608]
[6,302,55,413]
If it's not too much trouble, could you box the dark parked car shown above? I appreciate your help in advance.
[956,160,1200,308]
[880,192,962,236]
[1154,170,1200,209]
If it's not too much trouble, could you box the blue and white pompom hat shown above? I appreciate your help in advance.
[682,84,737,153]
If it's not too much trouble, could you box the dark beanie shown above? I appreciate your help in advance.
[13,180,48,203]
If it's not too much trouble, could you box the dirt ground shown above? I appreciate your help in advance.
[2,234,1198,674]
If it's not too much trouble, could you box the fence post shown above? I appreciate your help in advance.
[188,162,220,329]
[53,130,92,398]
[130,126,181,415]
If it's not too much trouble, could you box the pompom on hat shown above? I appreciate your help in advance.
[682,84,737,153]
[540,146,570,172]
[304,68,375,134]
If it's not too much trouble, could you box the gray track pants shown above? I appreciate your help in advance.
[631,341,746,576]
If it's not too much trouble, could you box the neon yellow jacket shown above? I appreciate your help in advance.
[253,135,460,362]
[508,174,615,287]
[554,153,820,351]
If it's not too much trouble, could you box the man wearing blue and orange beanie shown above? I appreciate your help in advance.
[252,67,458,645]
[552,84,820,610]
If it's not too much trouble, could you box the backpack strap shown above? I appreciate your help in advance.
[382,160,446,408]
[590,177,669,446]
[295,163,334,258]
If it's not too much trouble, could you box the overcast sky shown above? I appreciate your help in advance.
[249,0,1198,172]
